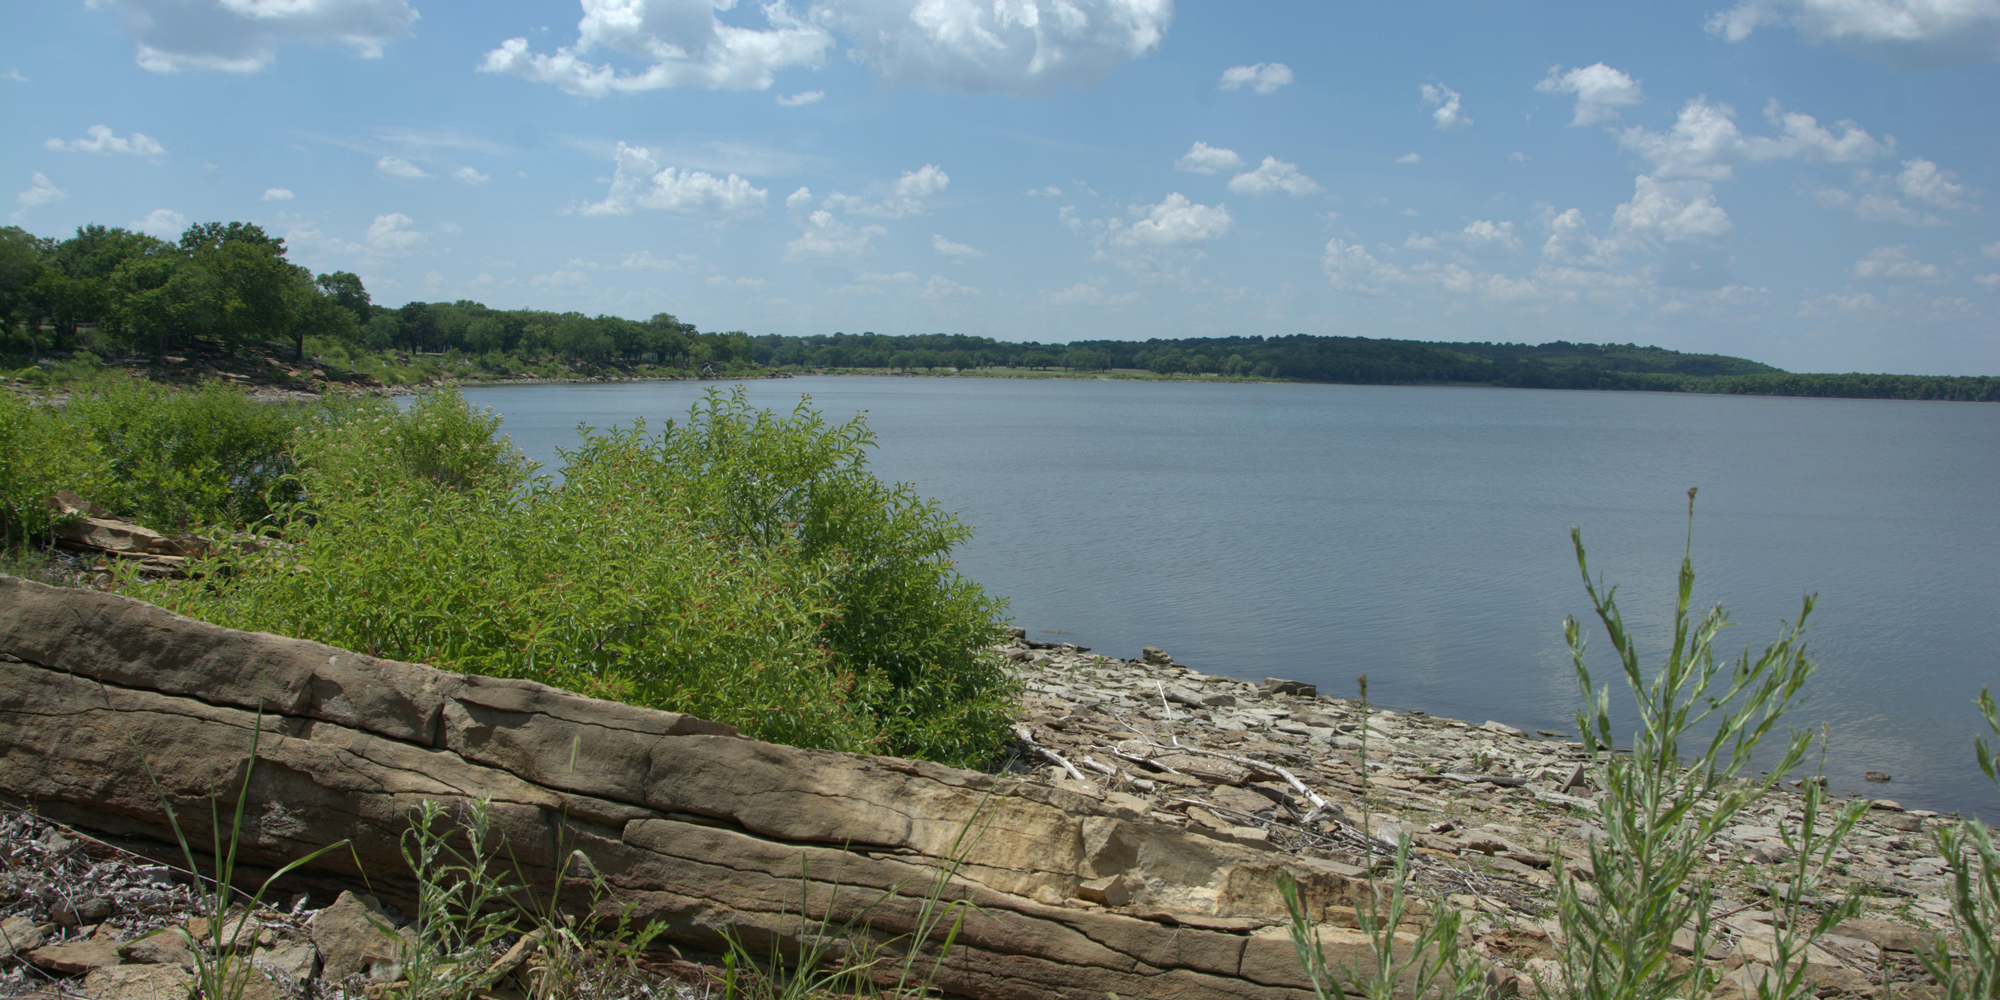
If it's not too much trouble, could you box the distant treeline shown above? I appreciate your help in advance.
[4,221,1992,402]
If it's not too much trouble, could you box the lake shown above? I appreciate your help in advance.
[461,376,1999,817]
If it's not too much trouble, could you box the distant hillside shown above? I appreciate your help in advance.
[1048,335,1994,401]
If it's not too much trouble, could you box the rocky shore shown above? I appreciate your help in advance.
[997,630,1967,997]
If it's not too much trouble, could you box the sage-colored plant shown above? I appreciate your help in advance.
[1548,487,1822,1000]
[388,798,521,1000]
[1913,686,1999,999]
[1748,744,1868,1000]
[1278,837,1485,1000]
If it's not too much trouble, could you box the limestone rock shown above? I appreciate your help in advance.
[117,931,193,967]
[81,963,194,1000]
[309,892,402,982]
[26,938,124,975]
[253,940,320,985]
[1,916,48,959]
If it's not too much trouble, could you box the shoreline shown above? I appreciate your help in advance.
[999,631,1965,996]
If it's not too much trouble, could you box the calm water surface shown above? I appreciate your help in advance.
[462,377,1999,817]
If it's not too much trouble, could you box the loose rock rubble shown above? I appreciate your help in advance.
[0,810,711,1000]
[999,630,1970,997]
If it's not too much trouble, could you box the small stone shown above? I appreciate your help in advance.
[309,891,404,982]
[82,963,195,1000]
[1480,721,1526,737]
[55,896,114,927]
[1076,875,1131,907]
[1864,771,1892,783]
[1,916,48,958]
[26,938,124,975]
[1880,814,1924,832]
[253,940,319,985]
[118,930,194,967]
[1834,918,1930,953]
[1869,799,1903,811]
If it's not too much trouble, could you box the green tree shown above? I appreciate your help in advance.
[289,273,361,360]
[111,247,209,359]
[315,271,369,324]
[1143,347,1186,374]
[181,223,300,352]
[0,227,47,353]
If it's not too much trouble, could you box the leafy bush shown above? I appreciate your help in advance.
[140,387,1014,766]
[0,377,301,542]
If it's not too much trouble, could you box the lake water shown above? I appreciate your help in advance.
[462,376,1999,817]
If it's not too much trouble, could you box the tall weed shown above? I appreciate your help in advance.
[1549,488,1824,1000]
[1915,687,1999,998]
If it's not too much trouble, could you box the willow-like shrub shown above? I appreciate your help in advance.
[0,377,302,545]
[140,387,1014,766]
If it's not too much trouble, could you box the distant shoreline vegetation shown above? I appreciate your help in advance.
[3,221,1993,402]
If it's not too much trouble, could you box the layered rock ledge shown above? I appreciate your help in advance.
[0,577,1400,1000]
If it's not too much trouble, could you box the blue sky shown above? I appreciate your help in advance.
[6,0,1996,374]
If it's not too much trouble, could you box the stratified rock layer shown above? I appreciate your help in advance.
[0,576,1393,1000]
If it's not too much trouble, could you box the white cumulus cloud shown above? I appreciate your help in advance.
[1420,83,1472,131]
[624,250,699,271]
[452,166,490,185]
[1218,62,1292,94]
[1174,141,1243,174]
[93,0,419,73]
[46,125,165,155]
[1849,244,1941,279]
[824,164,949,218]
[777,90,824,105]
[1535,63,1643,125]
[819,0,1173,94]
[1456,219,1522,251]
[1112,193,1232,246]
[580,142,768,220]
[921,274,982,298]
[1705,0,1999,70]
[1894,157,1968,209]
[785,209,879,260]
[1322,238,1407,293]
[1616,97,1890,181]
[12,172,64,221]
[1395,152,1421,165]
[1809,159,1970,225]
[131,208,185,237]
[1026,184,1063,196]
[365,212,426,255]
[261,187,294,201]
[1226,156,1321,197]
[479,0,832,95]
[932,234,983,257]
[1613,175,1733,242]
[375,156,431,179]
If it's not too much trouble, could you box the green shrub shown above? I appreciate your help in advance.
[0,377,301,541]
[139,387,1014,766]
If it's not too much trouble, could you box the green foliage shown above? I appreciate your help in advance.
[138,387,1012,766]
[1748,762,1868,1000]
[0,377,301,541]
[1549,489,1827,1000]
[1915,687,2000,999]
[1278,838,1484,1000]
[392,799,521,1000]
